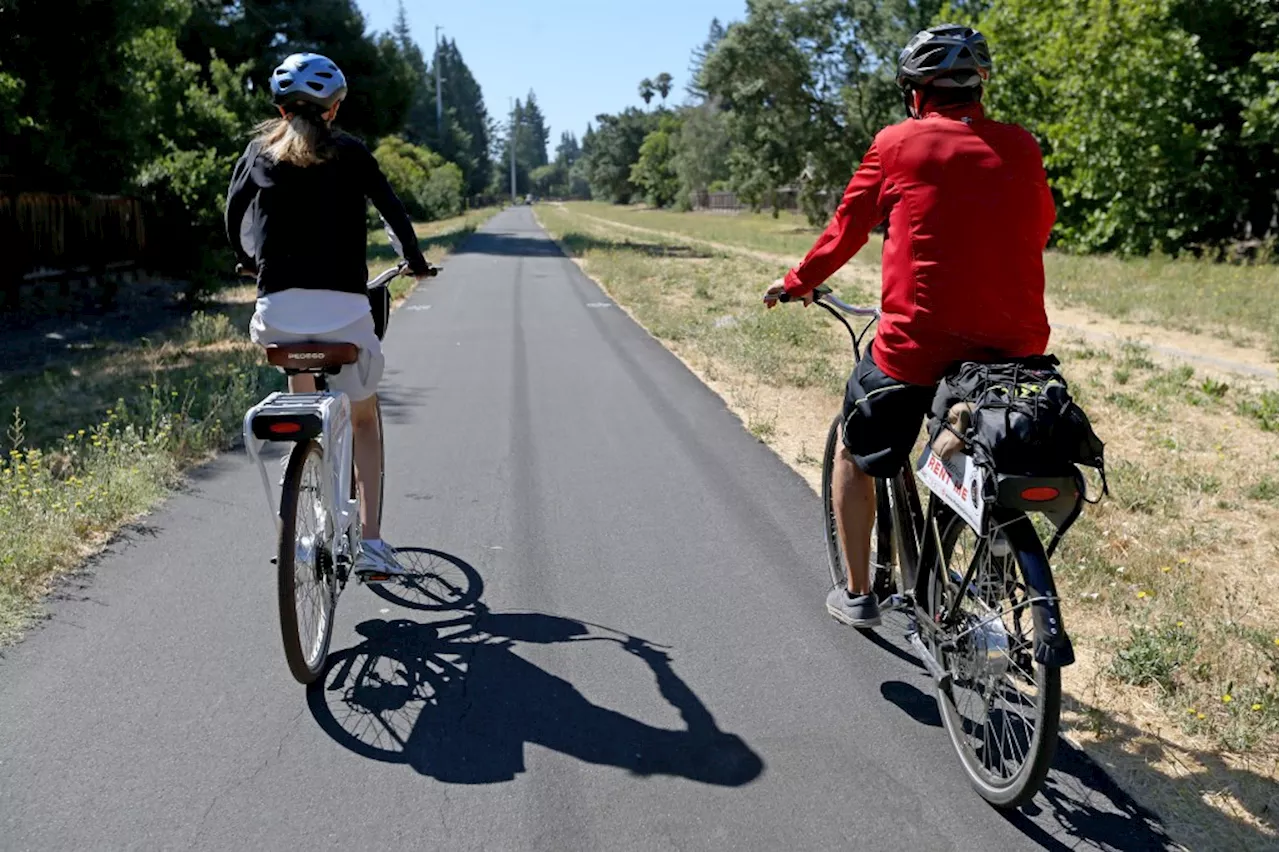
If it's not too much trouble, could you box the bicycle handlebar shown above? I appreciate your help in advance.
[777,287,880,318]
[236,259,441,289]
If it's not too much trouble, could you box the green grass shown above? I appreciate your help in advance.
[0,207,498,643]
[565,201,1279,347]
[562,200,869,261]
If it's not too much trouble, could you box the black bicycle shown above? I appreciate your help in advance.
[782,286,1086,808]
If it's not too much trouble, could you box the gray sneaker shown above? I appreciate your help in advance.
[826,587,882,628]
[354,540,406,584]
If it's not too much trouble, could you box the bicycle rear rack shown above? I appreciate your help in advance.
[243,391,353,540]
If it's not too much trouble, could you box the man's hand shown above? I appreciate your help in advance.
[762,278,813,309]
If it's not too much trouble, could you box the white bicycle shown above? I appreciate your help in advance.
[243,253,438,684]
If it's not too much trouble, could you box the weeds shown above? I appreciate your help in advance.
[0,352,274,642]
[1237,390,1279,432]
[1110,619,1199,692]
[1245,476,1278,501]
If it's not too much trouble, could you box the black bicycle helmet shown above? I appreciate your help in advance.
[897,24,992,91]
[270,53,348,112]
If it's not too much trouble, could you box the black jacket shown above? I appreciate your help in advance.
[224,133,430,297]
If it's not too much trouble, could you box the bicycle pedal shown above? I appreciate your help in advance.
[356,571,394,585]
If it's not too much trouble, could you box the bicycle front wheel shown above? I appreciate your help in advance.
[929,508,1061,808]
[278,439,337,685]
[821,414,846,590]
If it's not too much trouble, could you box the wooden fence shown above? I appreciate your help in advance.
[691,188,804,214]
[0,190,149,313]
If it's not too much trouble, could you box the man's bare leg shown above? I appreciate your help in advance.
[827,443,881,627]
[831,447,875,594]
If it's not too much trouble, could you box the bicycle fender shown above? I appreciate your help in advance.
[1001,511,1075,668]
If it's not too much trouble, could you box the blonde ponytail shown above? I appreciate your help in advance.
[254,112,336,167]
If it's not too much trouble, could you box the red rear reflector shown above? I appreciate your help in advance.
[269,421,302,435]
[1021,486,1060,502]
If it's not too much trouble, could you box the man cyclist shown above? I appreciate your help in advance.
[225,53,434,581]
[763,25,1056,627]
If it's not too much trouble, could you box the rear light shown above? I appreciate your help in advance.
[269,421,302,435]
[1020,486,1060,502]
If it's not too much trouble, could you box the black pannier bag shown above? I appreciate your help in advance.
[929,354,1107,497]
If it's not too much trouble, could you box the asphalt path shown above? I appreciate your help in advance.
[0,208,1172,851]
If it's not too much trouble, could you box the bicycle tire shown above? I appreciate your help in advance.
[278,439,337,685]
[929,508,1061,808]
[820,414,846,590]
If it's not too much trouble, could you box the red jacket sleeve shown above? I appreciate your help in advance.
[1028,132,1056,247]
[784,142,888,296]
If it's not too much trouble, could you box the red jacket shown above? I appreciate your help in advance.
[784,103,1056,386]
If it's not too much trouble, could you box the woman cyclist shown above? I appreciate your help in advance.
[225,52,433,581]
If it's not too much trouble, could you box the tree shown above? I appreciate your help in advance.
[673,100,732,208]
[405,36,492,196]
[654,72,674,104]
[580,108,660,203]
[373,136,463,220]
[631,115,682,207]
[687,17,727,99]
[494,91,551,195]
[979,0,1277,253]
[0,0,169,191]
[518,91,551,167]
[700,0,945,221]
[638,78,655,108]
[554,131,581,168]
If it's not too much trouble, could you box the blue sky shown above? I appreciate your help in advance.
[357,0,746,154]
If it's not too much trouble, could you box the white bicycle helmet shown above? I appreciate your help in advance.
[270,53,348,111]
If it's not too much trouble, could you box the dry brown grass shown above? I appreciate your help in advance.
[537,202,1280,851]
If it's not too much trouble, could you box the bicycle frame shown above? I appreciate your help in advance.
[807,289,1076,667]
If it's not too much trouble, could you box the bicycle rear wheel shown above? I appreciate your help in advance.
[929,509,1061,808]
[278,439,337,685]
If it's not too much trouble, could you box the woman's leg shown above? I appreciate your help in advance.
[350,394,382,539]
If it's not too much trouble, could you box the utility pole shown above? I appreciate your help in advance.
[434,26,444,141]
[509,97,517,203]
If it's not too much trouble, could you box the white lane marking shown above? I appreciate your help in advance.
[379,608,390,614]
[404,304,432,312]
[586,302,613,308]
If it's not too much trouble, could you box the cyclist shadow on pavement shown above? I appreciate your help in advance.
[307,548,763,787]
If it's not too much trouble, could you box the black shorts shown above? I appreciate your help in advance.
[841,349,936,478]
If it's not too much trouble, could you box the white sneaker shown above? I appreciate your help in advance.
[354,539,405,583]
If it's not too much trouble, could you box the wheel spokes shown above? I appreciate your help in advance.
[293,454,329,666]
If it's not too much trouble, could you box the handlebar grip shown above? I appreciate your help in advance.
[775,284,830,304]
